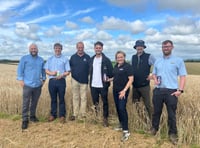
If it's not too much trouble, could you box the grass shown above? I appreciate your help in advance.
[0,112,21,121]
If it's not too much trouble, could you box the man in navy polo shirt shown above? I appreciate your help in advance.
[69,41,90,120]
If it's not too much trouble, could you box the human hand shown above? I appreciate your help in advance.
[171,90,182,97]
[119,90,126,99]
[51,71,57,76]
[19,80,24,87]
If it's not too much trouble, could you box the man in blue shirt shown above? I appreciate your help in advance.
[150,40,187,145]
[44,43,70,123]
[69,42,90,120]
[17,43,46,130]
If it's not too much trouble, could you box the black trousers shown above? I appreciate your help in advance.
[152,88,178,135]
[90,87,109,118]
[113,89,129,131]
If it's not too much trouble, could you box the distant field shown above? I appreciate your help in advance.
[1,61,200,75]
[185,62,200,75]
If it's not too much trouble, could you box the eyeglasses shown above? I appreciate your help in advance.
[162,46,172,48]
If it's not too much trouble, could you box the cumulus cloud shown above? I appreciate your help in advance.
[44,26,63,37]
[99,16,146,34]
[145,28,158,36]
[80,16,94,24]
[106,0,147,7]
[15,22,40,40]
[96,31,113,40]
[117,34,133,43]
[162,16,200,35]
[75,30,94,41]
[157,0,200,13]
[163,25,196,35]
[66,20,79,29]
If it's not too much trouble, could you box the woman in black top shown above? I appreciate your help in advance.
[112,51,134,141]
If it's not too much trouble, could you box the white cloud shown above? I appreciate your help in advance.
[96,31,113,40]
[145,28,158,36]
[0,0,26,12]
[117,34,133,43]
[44,26,63,37]
[0,11,17,24]
[162,16,200,35]
[15,22,40,40]
[66,20,79,29]
[75,30,94,41]
[99,16,146,34]
[157,0,200,13]
[22,1,41,13]
[163,25,196,35]
[80,16,94,24]
[71,7,96,17]
[106,0,147,7]
[27,12,68,24]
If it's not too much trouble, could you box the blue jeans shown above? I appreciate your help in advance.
[113,89,129,131]
[152,88,178,135]
[22,85,42,121]
[48,78,66,118]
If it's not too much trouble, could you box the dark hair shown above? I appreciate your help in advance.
[54,43,63,50]
[162,40,173,46]
[94,41,103,47]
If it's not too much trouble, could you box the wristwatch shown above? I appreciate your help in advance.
[177,89,184,93]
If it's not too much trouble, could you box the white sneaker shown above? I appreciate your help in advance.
[121,131,130,142]
[114,125,122,131]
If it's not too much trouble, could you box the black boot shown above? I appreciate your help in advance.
[22,121,29,129]
[30,116,39,122]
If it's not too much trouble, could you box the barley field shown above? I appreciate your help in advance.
[0,63,200,147]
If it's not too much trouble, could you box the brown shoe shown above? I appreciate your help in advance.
[69,115,76,121]
[149,127,157,135]
[48,116,55,122]
[59,117,65,123]
[103,118,109,127]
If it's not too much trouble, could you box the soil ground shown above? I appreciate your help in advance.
[0,118,183,148]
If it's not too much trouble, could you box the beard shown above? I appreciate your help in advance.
[30,51,38,57]
[163,50,171,56]
[95,51,102,56]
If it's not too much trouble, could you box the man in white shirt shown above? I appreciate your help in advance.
[89,41,113,127]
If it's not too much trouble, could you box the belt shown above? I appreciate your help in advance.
[50,78,64,81]
[156,88,176,92]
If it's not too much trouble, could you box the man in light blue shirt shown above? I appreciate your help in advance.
[44,43,70,123]
[17,43,46,130]
[150,40,187,145]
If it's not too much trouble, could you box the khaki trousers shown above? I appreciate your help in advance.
[71,78,88,117]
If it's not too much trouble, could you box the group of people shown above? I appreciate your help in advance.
[17,39,187,144]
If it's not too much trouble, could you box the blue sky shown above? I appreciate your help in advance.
[0,0,200,61]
